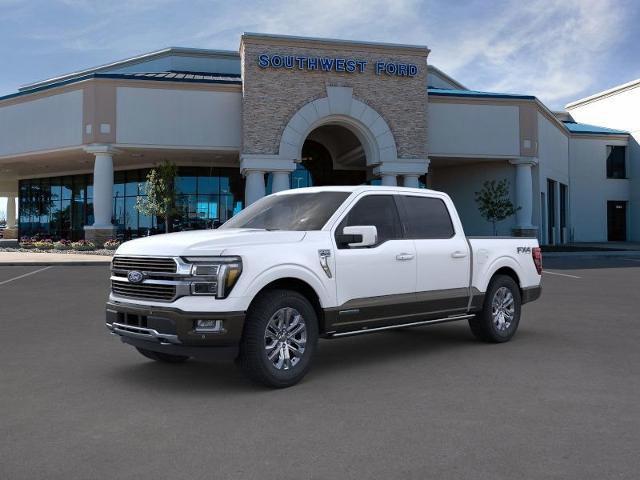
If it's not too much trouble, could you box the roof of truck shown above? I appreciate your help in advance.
[275,185,442,195]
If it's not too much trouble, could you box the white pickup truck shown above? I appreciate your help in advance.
[106,186,542,387]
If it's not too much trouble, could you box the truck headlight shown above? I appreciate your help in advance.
[183,256,242,299]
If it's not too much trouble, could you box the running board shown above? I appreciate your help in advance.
[327,314,476,338]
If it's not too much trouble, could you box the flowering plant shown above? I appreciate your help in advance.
[70,240,96,251]
[20,236,35,249]
[103,239,121,250]
[54,239,73,250]
[33,239,54,250]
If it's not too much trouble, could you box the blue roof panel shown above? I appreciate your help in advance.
[562,121,628,135]
[428,87,535,100]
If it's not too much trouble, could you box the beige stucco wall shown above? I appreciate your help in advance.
[240,35,429,160]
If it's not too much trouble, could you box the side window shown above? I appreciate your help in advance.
[399,195,455,239]
[337,195,402,247]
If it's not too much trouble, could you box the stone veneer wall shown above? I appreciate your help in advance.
[240,36,429,160]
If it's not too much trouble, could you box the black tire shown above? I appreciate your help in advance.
[239,289,318,388]
[135,347,190,363]
[468,275,522,343]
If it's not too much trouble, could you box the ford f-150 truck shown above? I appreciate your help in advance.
[106,186,542,387]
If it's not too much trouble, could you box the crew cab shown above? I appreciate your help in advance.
[106,186,542,387]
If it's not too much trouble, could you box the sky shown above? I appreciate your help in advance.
[1,0,639,217]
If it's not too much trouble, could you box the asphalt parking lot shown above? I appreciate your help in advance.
[1,257,639,479]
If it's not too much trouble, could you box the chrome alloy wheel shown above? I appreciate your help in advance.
[264,307,307,370]
[492,286,515,332]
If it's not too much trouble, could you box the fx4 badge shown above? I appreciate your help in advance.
[517,247,532,254]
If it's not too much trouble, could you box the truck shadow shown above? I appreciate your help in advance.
[105,323,496,392]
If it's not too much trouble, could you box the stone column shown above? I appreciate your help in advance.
[380,174,397,186]
[240,154,295,206]
[244,170,266,206]
[6,195,16,229]
[374,159,429,189]
[402,174,420,188]
[2,194,18,240]
[509,158,538,237]
[84,145,117,245]
[271,171,290,193]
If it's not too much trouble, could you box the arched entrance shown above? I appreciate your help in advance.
[243,86,428,205]
[299,124,368,187]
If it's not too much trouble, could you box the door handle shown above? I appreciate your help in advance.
[396,253,414,261]
[451,251,468,258]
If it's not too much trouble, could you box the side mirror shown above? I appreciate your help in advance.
[337,225,378,248]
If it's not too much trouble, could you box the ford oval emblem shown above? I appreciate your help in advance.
[127,270,144,284]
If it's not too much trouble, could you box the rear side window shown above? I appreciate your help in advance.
[399,195,455,239]
[337,195,402,246]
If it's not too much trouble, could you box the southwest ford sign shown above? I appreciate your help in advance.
[257,54,418,77]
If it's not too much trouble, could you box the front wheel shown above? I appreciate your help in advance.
[239,289,318,388]
[468,275,522,343]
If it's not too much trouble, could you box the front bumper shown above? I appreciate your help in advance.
[106,301,245,358]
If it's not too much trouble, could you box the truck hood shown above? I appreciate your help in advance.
[115,229,307,257]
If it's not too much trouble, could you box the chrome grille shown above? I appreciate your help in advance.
[111,280,176,301]
[112,256,177,273]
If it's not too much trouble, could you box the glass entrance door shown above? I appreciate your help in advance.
[607,201,627,241]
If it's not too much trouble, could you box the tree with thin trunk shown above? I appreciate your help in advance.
[474,179,520,236]
[135,161,178,234]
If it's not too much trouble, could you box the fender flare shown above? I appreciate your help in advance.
[240,263,331,308]
[478,256,522,293]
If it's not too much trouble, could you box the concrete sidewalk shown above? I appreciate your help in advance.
[0,251,113,265]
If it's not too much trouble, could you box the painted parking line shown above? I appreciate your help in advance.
[543,270,581,279]
[0,266,52,286]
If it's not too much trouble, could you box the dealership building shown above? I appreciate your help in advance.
[0,33,636,244]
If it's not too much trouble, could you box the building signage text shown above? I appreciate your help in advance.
[257,53,418,77]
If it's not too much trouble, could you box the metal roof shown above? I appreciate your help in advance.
[562,121,628,135]
[110,71,241,82]
[19,47,240,92]
[428,87,536,100]
[0,71,242,103]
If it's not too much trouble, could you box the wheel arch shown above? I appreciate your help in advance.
[247,274,328,333]
[479,256,523,293]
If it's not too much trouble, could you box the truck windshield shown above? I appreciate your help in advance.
[220,192,350,231]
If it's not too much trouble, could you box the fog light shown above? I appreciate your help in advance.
[191,282,217,295]
[195,319,224,333]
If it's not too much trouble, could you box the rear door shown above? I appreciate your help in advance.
[397,194,471,316]
[331,193,416,329]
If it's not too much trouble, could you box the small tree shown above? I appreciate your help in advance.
[135,161,178,234]
[474,179,519,235]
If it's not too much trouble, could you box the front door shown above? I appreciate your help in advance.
[607,201,627,241]
[331,193,416,330]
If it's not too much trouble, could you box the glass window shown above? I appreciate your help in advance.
[61,176,73,200]
[399,196,454,239]
[113,171,125,199]
[198,175,219,195]
[124,197,139,237]
[291,164,313,189]
[606,146,626,179]
[221,192,349,231]
[176,175,197,194]
[125,170,140,196]
[337,195,402,246]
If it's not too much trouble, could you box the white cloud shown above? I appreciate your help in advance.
[4,0,635,108]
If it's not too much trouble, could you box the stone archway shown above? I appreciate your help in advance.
[278,86,398,167]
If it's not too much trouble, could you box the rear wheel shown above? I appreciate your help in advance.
[469,275,521,343]
[135,347,190,363]
[239,289,318,388]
